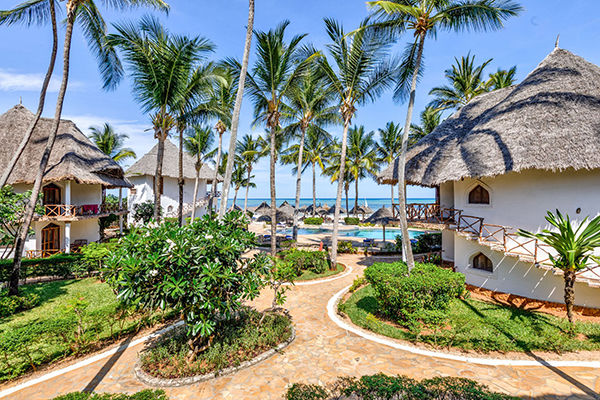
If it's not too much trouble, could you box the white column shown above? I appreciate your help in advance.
[65,222,71,253]
[65,180,72,215]
[118,188,123,234]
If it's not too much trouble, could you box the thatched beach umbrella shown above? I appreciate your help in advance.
[254,201,271,215]
[327,205,346,215]
[278,201,295,215]
[350,205,374,220]
[365,206,394,242]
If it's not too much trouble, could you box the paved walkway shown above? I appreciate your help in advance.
[3,255,600,400]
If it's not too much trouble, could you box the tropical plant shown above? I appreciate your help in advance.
[294,127,331,215]
[487,65,517,89]
[282,67,339,241]
[377,122,403,207]
[0,186,42,260]
[347,125,380,212]
[0,0,58,189]
[245,21,316,258]
[132,200,160,224]
[183,125,215,221]
[519,210,600,328]
[366,0,522,271]
[103,212,269,359]
[88,123,136,164]
[105,15,207,222]
[6,0,169,296]
[231,160,249,207]
[324,138,355,216]
[218,0,255,219]
[318,18,396,267]
[428,54,492,111]
[237,134,267,212]
[409,105,442,145]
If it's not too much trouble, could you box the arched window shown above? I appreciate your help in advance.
[468,185,489,204]
[472,253,493,272]
[42,183,61,205]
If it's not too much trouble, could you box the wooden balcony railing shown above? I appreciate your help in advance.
[37,203,127,219]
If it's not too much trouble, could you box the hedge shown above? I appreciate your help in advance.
[344,217,360,225]
[285,374,518,400]
[0,253,84,281]
[280,249,330,275]
[52,390,168,400]
[364,262,465,328]
[303,217,323,225]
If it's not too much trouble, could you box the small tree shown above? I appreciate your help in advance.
[519,210,600,329]
[0,186,41,260]
[103,211,268,359]
[132,201,160,225]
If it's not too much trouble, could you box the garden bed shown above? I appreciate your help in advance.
[295,263,345,281]
[136,308,294,386]
[0,278,175,382]
[339,284,600,355]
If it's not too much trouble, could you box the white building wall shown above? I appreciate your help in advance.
[454,234,600,308]
[31,219,100,252]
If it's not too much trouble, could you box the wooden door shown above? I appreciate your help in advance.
[43,184,61,205]
[41,224,60,256]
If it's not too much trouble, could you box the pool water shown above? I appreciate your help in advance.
[279,227,422,240]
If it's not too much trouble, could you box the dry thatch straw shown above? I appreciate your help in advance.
[0,105,131,188]
[126,138,219,181]
[254,201,271,215]
[378,48,600,187]
[364,205,394,224]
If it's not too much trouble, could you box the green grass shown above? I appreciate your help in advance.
[295,263,345,281]
[140,308,292,378]
[0,279,174,382]
[340,285,600,353]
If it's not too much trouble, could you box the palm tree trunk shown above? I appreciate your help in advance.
[191,167,200,221]
[397,33,425,272]
[345,184,349,217]
[177,126,184,226]
[9,8,75,296]
[292,126,306,241]
[209,131,223,213]
[330,120,350,267]
[154,136,166,221]
[269,125,277,258]
[244,166,252,212]
[390,184,394,210]
[218,0,254,219]
[233,186,239,206]
[354,176,359,217]
[0,0,58,189]
[564,269,576,328]
[312,162,316,217]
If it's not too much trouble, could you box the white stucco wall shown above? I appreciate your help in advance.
[454,234,600,308]
[12,181,103,206]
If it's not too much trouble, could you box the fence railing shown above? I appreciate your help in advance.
[38,203,127,218]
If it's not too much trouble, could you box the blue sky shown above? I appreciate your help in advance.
[1,0,599,200]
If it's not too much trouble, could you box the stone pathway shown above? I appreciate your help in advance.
[3,254,600,400]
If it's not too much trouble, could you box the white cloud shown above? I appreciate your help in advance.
[0,69,82,92]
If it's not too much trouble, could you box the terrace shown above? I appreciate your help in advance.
[34,202,128,222]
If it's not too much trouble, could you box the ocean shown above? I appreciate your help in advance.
[225,197,435,209]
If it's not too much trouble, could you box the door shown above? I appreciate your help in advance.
[42,183,61,205]
[41,224,60,256]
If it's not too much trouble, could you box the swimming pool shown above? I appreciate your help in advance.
[279,227,422,240]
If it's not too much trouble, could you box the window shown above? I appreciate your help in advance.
[472,253,493,272]
[468,185,489,204]
[42,183,61,205]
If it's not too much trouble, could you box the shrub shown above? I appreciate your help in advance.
[285,374,518,400]
[132,201,160,224]
[303,217,323,225]
[413,232,442,254]
[0,291,39,318]
[103,211,269,356]
[79,241,118,273]
[281,249,330,275]
[344,217,360,225]
[280,239,296,249]
[364,262,465,328]
[0,253,83,281]
[51,390,168,400]
[337,240,356,254]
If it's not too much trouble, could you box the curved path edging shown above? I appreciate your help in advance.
[327,284,600,368]
[292,263,353,286]
[135,325,296,387]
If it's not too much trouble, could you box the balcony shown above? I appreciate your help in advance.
[34,203,128,221]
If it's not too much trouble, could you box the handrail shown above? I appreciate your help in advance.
[38,203,127,218]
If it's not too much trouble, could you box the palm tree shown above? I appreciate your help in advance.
[324,139,354,217]
[245,21,315,258]
[183,125,215,221]
[6,0,169,296]
[409,105,442,145]
[377,122,403,207]
[319,18,396,267]
[282,67,339,240]
[237,134,267,212]
[366,0,521,271]
[0,0,58,189]
[106,16,205,222]
[88,123,137,164]
[218,0,255,219]
[230,160,247,208]
[347,126,380,212]
[519,211,600,329]
[429,54,492,111]
[487,66,517,89]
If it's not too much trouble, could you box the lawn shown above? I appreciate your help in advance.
[340,285,600,353]
[295,263,345,281]
[0,278,174,382]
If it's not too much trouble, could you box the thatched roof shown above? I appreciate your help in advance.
[327,205,346,214]
[278,202,295,215]
[0,105,131,188]
[254,201,271,215]
[126,138,219,181]
[378,48,600,186]
[364,206,394,224]
[350,205,373,215]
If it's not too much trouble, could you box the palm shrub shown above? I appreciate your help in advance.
[303,217,323,226]
[519,210,600,328]
[280,249,330,275]
[103,211,269,359]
